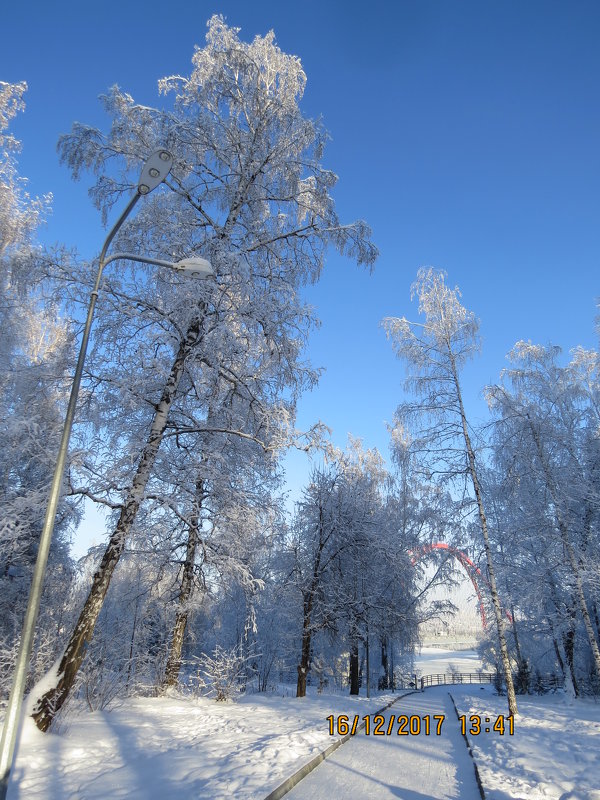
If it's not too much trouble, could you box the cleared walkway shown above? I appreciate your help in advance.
[285,687,481,800]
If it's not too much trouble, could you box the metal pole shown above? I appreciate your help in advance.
[0,191,141,799]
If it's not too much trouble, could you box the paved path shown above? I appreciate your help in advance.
[285,688,481,800]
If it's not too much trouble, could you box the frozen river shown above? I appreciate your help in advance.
[413,646,484,678]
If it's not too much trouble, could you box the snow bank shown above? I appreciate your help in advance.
[451,684,600,800]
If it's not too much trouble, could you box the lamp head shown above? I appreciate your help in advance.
[173,257,214,277]
[138,150,173,195]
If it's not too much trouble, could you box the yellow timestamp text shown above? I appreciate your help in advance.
[326,714,446,736]
[458,714,514,735]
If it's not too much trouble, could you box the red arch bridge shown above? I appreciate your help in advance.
[410,542,512,629]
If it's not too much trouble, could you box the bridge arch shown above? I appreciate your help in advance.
[410,542,511,630]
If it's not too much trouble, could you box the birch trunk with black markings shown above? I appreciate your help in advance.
[449,351,518,716]
[32,318,202,731]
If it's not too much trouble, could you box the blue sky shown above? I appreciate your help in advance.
[3,1,600,553]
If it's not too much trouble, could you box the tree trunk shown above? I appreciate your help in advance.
[365,627,370,698]
[296,663,308,697]
[563,627,579,696]
[593,603,600,645]
[380,636,389,690]
[552,635,565,676]
[32,318,202,731]
[126,590,140,693]
[296,618,311,698]
[162,478,204,691]
[296,591,313,698]
[510,604,523,666]
[349,638,359,695]
[450,355,518,716]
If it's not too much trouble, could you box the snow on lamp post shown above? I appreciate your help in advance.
[0,150,213,799]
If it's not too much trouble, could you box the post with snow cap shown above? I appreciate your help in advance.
[0,150,214,799]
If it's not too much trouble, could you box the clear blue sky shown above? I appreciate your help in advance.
[3,1,600,552]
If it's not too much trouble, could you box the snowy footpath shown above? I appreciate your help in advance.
[5,650,600,799]
[285,688,481,800]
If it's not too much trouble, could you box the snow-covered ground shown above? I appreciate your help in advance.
[451,684,600,800]
[7,648,600,799]
[7,689,401,799]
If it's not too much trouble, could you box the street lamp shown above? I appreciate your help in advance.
[102,252,214,277]
[0,151,213,799]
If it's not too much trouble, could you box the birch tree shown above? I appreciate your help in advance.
[32,16,376,731]
[483,447,589,694]
[486,342,600,684]
[383,267,518,716]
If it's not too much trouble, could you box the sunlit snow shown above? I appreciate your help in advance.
[8,649,599,800]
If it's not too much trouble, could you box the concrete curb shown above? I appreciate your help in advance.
[447,692,486,800]
[262,690,417,800]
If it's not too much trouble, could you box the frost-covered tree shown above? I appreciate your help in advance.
[326,443,408,696]
[486,342,600,686]
[67,548,171,710]
[0,81,76,712]
[383,268,518,716]
[32,16,376,730]
[289,461,346,697]
[152,380,283,691]
[0,81,50,258]
[288,440,418,697]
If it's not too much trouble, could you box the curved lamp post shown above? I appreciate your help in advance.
[0,151,213,798]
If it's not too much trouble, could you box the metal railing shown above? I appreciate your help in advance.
[419,671,565,692]
[527,673,565,692]
[420,672,495,689]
